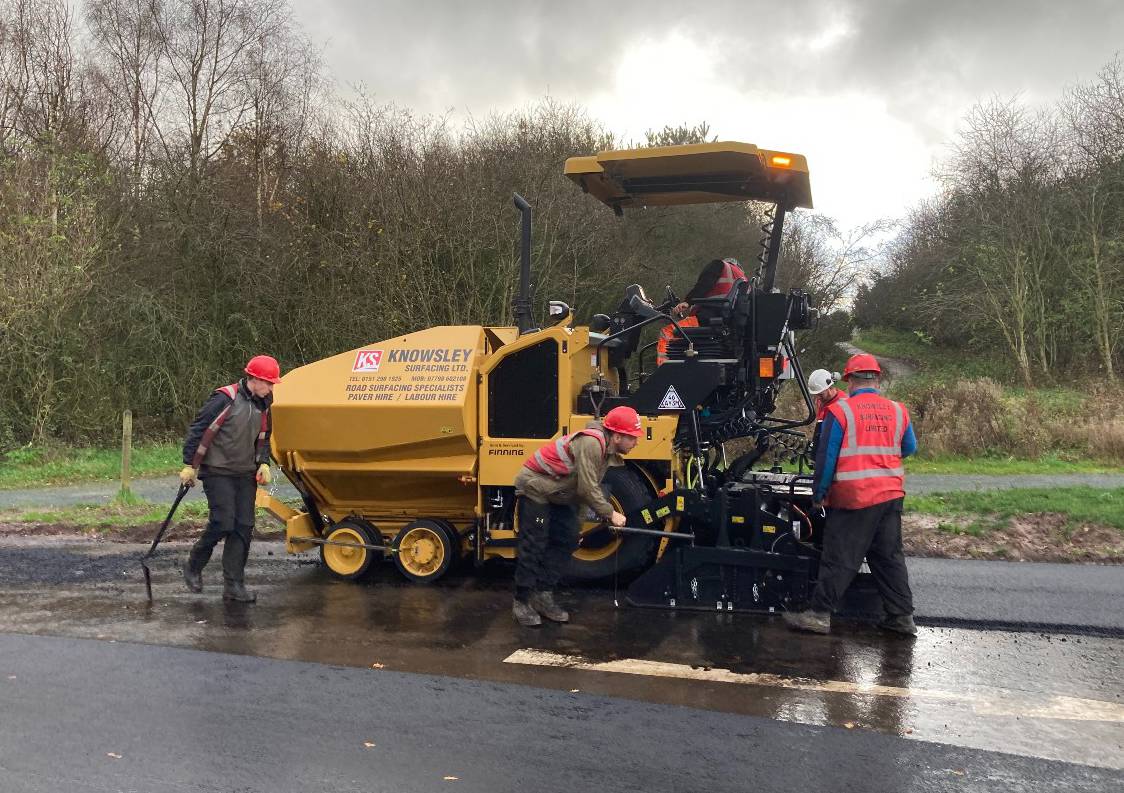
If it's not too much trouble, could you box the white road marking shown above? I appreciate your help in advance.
[503,648,1124,724]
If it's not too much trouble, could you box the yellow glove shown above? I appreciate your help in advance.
[179,466,198,487]
[256,463,272,485]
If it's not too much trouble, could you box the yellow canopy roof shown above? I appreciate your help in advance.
[564,141,812,213]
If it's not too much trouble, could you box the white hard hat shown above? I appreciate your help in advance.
[807,369,836,395]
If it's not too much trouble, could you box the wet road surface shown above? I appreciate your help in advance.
[3,632,1120,793]
[0,537,1122,790]
[2,629,1115,790]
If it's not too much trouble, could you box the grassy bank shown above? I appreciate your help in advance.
[0,500,284,542]
[909,487,1124,532]
[8,500,212,529]
[0,443,182,490]
[903,487,1123,562]
[850,328,1124,464]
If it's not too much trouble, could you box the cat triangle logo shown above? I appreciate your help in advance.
[659,385,687,410]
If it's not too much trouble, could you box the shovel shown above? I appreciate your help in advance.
[141,483,192,601]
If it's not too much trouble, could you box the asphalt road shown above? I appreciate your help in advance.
[1,539,1122,634]
[1,538,1122,789]
[1,632,1120,793]
[906,557,1124,633]
[2,471,1123,509]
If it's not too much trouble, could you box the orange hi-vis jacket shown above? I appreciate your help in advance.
[524,428,606,477]
[656,316,700,365]
[824,391,910,509]
[657,259,747,365]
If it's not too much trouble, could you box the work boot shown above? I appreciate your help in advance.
[784,609,831,634]
[223,580,256,603]
[182,562,203,593]
[879,614,918,637]
[529,591,570,623]
[512,599,542,627]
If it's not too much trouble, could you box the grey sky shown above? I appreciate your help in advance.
[292,0,1124,228]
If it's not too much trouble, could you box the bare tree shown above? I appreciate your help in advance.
[1066,55,1124,170]
[780,213,895,314]
[239,13,320,228]
[941,97,1061,384]
[86,0,164,197]
[1067,182,1123,381]
[149,0,287,182]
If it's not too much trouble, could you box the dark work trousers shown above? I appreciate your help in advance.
[188,474,256,583]
[811,497,913,617]
[513,497,580,599]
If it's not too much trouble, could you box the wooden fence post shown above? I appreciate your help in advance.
[120,409,133,501]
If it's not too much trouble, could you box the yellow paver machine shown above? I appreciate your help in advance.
[263,141,876,613]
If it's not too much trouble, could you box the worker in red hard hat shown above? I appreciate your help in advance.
[657,258,747,365]
[511,405,643,627]
[179,355,282,603]
[786,352,919,637]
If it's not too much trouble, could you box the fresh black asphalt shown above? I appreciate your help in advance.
[1,633,1119,793]
[1,542,1122,635]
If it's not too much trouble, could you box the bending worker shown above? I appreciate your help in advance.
[512,405,643,627]
[179,355,281,603]
[785,353,919,636]
[657,257,747,365]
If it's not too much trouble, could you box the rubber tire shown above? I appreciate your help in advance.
[393,519,455,584]
[565,465,661,581]
[433,520,464,562]
[320,519,378,580]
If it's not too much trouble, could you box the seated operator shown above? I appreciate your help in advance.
[657,257,747,365]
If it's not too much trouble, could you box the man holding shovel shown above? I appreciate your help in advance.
[179,355,281,602]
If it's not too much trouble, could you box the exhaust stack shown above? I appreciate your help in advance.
[512,193,535,334]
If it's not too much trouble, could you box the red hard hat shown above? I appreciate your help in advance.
[843,353,881,380]
[244,355,282,384]
[603,406,643,437]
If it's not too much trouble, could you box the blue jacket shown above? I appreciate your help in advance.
[813,388,917,502]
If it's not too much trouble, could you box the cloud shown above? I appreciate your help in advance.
[290,0,1124,226]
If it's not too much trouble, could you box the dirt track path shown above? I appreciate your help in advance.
[837,341,917,381]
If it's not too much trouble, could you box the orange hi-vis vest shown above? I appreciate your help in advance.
[815,390,842,421]
[524,428,607,477]
[658,259,747,365]
[709,259,746,293]
[656,315,700,365]
[825,391,910,509]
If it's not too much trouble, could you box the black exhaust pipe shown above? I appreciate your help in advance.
[512,193,535,334]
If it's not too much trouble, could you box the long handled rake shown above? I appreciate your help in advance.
[141,483,192,601]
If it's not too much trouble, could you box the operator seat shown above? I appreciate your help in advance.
[662,279,750,362]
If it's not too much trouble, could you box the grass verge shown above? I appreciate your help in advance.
[5,500,212,529]
[905,455,1121,475]
[909,487,1124,533]
[0,443,182,490]
[0,499,285,542]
